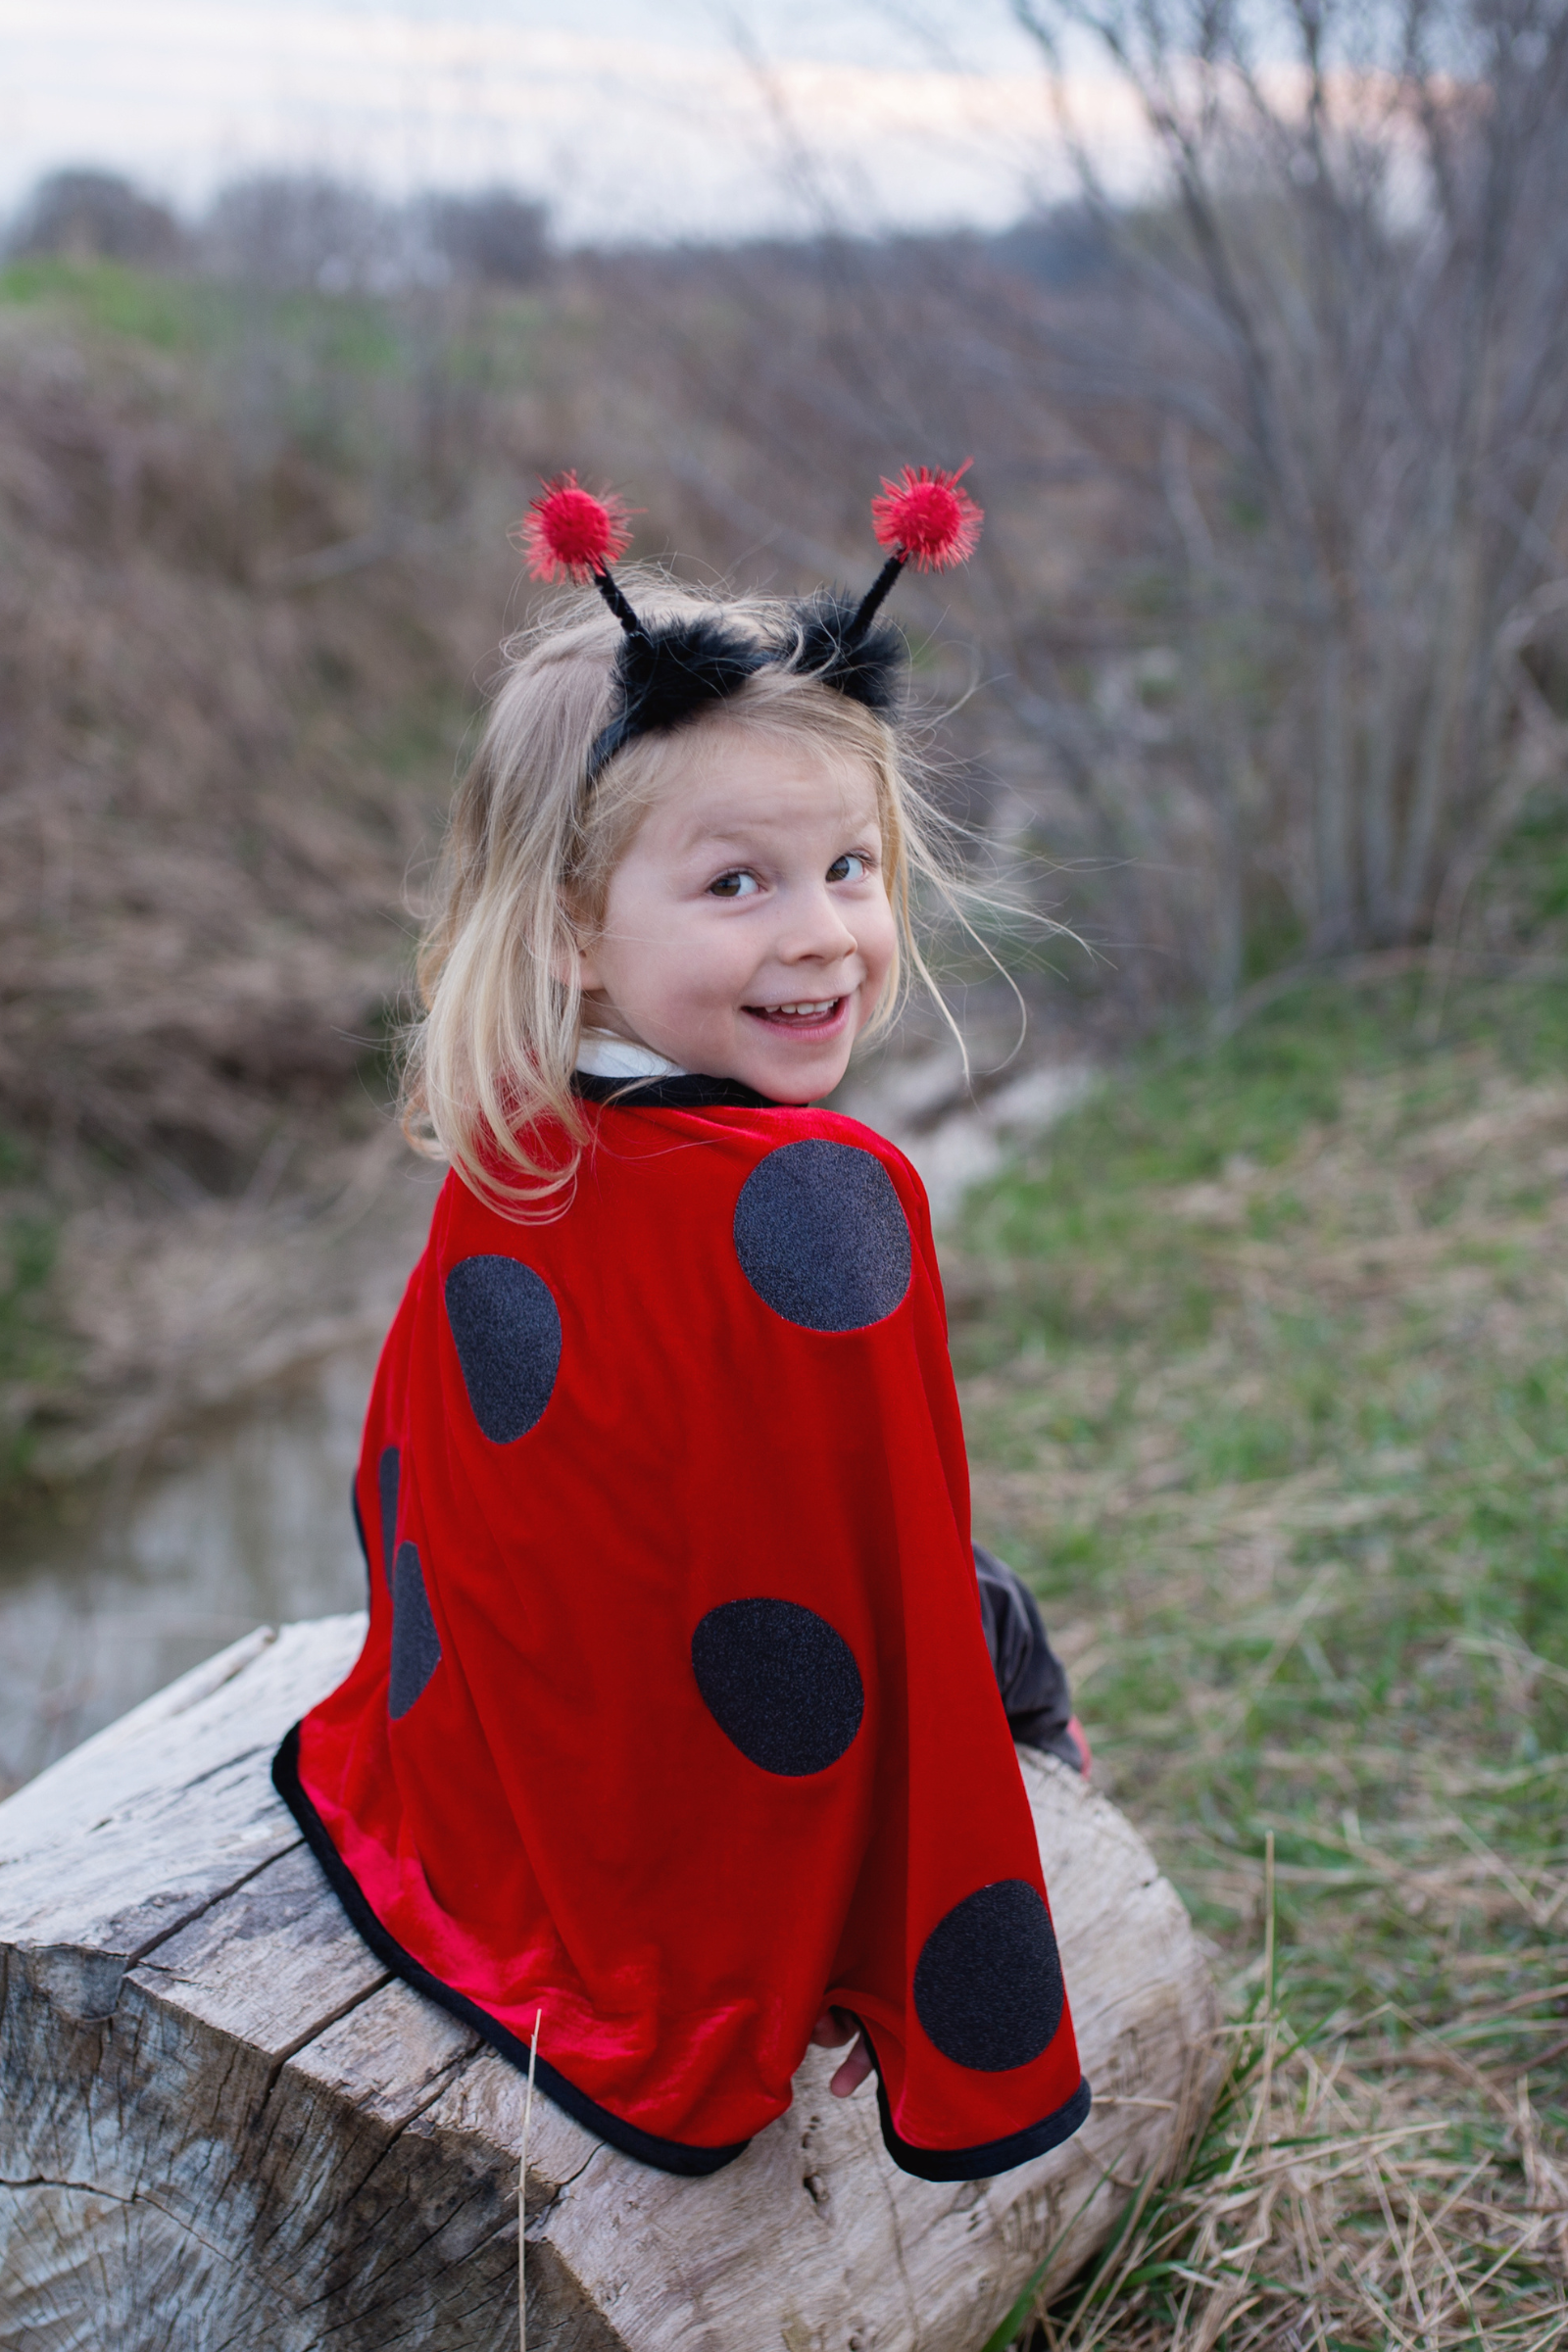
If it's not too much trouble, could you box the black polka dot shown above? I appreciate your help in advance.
[733,1140,911,1333]
[913,1881,1064,2073]
[377,1445,400,1592]
[389,1541,442,1720]
[444,1256,562,1444]
[691,1599,864,1776]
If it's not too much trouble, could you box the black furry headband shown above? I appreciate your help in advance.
[518,466,982,784]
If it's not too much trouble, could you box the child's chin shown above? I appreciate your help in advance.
[754,1052,853,1104]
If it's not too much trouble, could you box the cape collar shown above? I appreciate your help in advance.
[572,1070,781,1111]
[574,1028,779,1110]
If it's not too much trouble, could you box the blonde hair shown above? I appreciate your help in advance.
[403,574,964,1213]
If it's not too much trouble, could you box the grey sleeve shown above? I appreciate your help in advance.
[974,1543,1082,1771]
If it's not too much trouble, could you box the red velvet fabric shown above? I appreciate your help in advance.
[288,1096,1084,2171]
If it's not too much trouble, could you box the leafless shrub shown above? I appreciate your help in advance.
[1008,0,1568,978]
[418,189,551,289]
[200,172,426,296]
[198,172,551,300]
[6,170,185,270]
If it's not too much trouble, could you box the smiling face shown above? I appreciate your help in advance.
[573,718,899,1103]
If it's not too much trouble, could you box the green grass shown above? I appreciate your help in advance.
[0,256,403,369]
[0,256,550,387]
[0,256,222,350]
[954,975,1568,2345]
[0,1135,66,1484]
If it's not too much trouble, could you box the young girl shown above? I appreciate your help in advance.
[273,468,1090,2183]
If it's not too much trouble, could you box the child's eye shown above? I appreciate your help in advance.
[827,853,869,883]
[709,870,760,899]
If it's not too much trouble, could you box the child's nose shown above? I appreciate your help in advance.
[779,891,858,962]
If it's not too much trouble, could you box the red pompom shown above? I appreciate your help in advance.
[519,472,634,582]
[869,460,983,571]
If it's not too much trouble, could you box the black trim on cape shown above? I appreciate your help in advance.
[273,1723,1092,2182]
[571,1069,780,1111]
[351,1486,370,1601]
[864,2028,1092,2181]
[271,1722,751,2178]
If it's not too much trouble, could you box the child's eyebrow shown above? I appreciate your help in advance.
[690,826,767,852]
[681,810,882,856]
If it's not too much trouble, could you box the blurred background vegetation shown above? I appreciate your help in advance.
[7,0,1568,1485]
[2,6,1567,2334]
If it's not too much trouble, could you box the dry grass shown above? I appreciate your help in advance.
[0,263,546,1476]
[1030,1958,1568,2349]
[954,978,1568,2349]
[0,305,474,1177]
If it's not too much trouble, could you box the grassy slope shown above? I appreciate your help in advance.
[953,976,1568,2347]
[0,261,528,1480]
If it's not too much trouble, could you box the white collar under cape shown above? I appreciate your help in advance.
[575,1031,690,1080]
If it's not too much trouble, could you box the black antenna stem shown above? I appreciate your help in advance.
[848,551,906,644]
[592,565,645,638]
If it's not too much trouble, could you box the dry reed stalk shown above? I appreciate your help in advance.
[518,2006,541,2352]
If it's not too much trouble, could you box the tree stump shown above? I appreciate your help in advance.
[0,1617,1217,2352]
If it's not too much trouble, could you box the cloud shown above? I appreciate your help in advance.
[0,1,1150,242]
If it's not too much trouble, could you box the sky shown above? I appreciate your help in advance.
[0,0,1150,246]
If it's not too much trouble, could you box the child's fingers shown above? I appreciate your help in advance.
[829,2034,873,2097]
[809,2004,875,2090]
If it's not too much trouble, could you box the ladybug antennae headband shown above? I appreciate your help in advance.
[517,464,983,785]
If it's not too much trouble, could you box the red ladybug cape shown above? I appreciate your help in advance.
[273,1073,1089,2180]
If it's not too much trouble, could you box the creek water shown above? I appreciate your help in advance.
[0,1345,378,1793]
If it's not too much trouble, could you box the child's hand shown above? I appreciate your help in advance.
[810,2005,873,2097]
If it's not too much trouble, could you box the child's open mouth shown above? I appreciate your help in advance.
[744,997,847,1033]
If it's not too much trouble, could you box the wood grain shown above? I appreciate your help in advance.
[0,1618,1217,2351]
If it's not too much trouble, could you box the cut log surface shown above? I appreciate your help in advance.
[0,1617,1217,2352]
